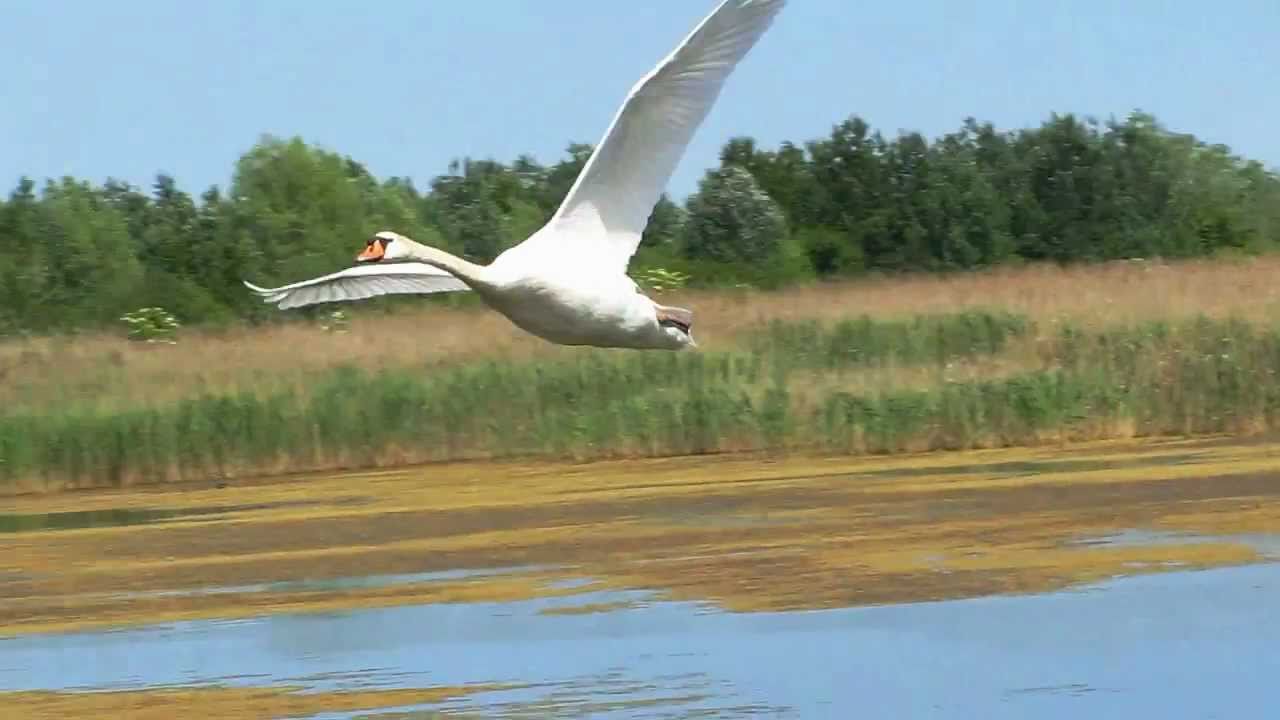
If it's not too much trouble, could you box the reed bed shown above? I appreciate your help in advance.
[5,255,1280,413]
[3,296,1280,490]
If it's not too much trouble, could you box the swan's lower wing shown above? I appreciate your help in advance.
[537,0,786,274]
[243,263,470,310]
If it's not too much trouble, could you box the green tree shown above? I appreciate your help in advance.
[682,166,787,264]
[230,136,433,285]
[430,161,508,261]
[807,116,893,269]
[536,143,594,217]
[2,110,1279,336]
[33,179,144,327]
[680,166,809,287]
[0,178,41,330]
[641,193,686,248]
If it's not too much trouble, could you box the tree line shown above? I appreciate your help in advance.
[1,110,1277,334]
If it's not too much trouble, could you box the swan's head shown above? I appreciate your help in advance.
[357,231,412,263]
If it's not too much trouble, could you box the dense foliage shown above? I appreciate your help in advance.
[2,111,1277,334]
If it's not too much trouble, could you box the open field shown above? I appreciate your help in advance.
[3,256,1280,492]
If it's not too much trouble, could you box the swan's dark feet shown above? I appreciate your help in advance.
[656,305,693,334]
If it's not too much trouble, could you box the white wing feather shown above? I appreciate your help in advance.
[243,263,469,310]
[537,0,786,274]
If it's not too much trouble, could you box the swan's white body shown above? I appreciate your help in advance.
[245,0,787,350]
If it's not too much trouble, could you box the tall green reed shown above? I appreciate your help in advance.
[4,312,1279,490]
[745,309,1032,371]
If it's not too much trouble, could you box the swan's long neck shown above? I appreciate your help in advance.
[399,237,493,290]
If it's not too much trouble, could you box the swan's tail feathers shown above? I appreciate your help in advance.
[656,304,693,335]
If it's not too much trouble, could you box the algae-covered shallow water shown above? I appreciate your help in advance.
[2,437,1279,717]
[2,564,1278,718]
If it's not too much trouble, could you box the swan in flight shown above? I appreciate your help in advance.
[244,0,787,350]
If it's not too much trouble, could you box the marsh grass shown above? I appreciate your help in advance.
[4,256,1280,490]
[5,254,1280,413]
[745,310,1031,371]
[4,313,1280,490]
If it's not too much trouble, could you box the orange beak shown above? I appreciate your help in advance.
[357,240,385,262]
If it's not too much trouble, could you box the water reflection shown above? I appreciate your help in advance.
[0,500,322,534]
[0,507,210,534]
[2,564,1277,718]
[1073,528,1280,558]
[113,565,548,601]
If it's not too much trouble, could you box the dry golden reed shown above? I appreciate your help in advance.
[3,255,1279,411]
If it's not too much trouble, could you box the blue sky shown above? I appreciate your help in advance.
[3,1,1277,200]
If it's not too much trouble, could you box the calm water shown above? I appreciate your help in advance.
[2,562,1277,718]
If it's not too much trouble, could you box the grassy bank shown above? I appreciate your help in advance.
[3,257,1280,491]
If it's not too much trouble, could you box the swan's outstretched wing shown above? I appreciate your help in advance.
[244,263,469,310]
[538,0,786,274]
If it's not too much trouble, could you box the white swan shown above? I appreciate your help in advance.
[244,0,787,350]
